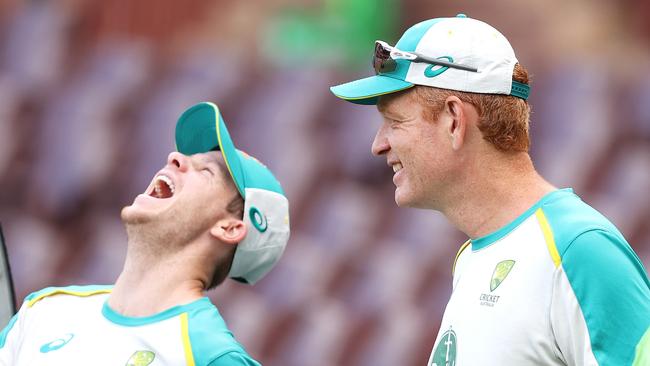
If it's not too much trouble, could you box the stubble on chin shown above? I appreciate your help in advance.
[121,204,211,255]
[121,205,150,225]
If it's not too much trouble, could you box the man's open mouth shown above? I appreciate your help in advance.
[149,175,175,199]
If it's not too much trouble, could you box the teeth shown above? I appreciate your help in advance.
[392,163,403,173]
[156,175,175,194]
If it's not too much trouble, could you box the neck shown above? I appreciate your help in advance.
[441,152,556,239]
[108,233,214,317]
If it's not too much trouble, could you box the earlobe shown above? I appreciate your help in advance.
[210,219,247,245]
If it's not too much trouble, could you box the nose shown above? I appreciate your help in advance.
[371,123,390,156]
[167,151,190,172]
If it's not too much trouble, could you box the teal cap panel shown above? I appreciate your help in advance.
[391,18,445,80]
[175,102,245,197]
[329,17,443,104]
[330,75,413,105]
[176,103,221,155]
[236,150,284,195]
[175,102,285,199]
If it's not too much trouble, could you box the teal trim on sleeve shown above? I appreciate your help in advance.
[186,302,258,365]
[560,230,650,365]
[208,351,262,366]
[102,297,212,327]
[541,192,650,365]
[0,313,18,348]
[471,189,574,251]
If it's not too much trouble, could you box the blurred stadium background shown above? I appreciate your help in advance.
[0,0,649,365]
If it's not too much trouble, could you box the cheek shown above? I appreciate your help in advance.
[179,184,224,220]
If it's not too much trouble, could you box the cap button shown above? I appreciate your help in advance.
[456,13,468,18]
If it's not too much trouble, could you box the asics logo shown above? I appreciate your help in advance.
[40,333,74,353]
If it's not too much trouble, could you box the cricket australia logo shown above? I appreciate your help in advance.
[125,350,155,366]
[429,327,457,366]
[480,260,515,307]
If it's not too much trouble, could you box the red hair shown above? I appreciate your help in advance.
[412,63,532,152]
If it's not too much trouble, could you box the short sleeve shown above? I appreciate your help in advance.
[208,351,262,366]
[551,229,650,365]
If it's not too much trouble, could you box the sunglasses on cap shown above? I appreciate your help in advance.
[373,40,479,74]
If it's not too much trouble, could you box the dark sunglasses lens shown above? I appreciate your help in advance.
[373,42,396,74]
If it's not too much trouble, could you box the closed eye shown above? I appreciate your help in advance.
[202,167,215,176]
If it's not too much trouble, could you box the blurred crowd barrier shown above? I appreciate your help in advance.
[0,1,648,365]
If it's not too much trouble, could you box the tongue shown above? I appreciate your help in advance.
[150,180,173,199]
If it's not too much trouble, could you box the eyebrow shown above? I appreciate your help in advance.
[378,96,410,117]
[378,105,410,121]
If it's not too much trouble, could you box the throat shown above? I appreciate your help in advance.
[109,265,206,317]
[445,177,556,239]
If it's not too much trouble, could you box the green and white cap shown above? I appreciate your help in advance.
[175,102,290,285]
[330,14,529,105]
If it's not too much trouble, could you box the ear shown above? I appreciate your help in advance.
[209,218,247,245]
[443,96,467,151]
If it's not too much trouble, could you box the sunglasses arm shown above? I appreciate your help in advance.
[391,49,478,73]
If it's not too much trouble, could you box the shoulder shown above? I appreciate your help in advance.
[536,189,625,257]
[24,285,113,308]
[184,300,258,365]
[537,190,649,291]
[1,285,112,349]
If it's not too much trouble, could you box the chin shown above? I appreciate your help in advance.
[394,188,429,209]
[394,188,414,208]
[120,204,154,225]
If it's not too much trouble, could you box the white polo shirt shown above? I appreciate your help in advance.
[428,189,650,365]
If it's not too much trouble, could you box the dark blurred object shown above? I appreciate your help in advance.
[0,223,17,326]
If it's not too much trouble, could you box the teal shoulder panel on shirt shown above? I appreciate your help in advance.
[208,351,262,366]
[541,192,650,365]
[186,302,259,365]
[538,189,625,255]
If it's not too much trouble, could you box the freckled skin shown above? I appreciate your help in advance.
[372,91,460,209]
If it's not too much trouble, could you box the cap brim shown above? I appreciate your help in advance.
[175,102,246,197]
[175,102,285,199]
[330,75,414,105]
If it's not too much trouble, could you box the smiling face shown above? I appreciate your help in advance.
[121,151,242,247]
[372,90,461,209]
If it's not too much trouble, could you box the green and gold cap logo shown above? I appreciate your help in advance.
[490,260,515,292]
[126,350,155,366]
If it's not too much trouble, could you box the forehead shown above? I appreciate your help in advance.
[377,89,417,116]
